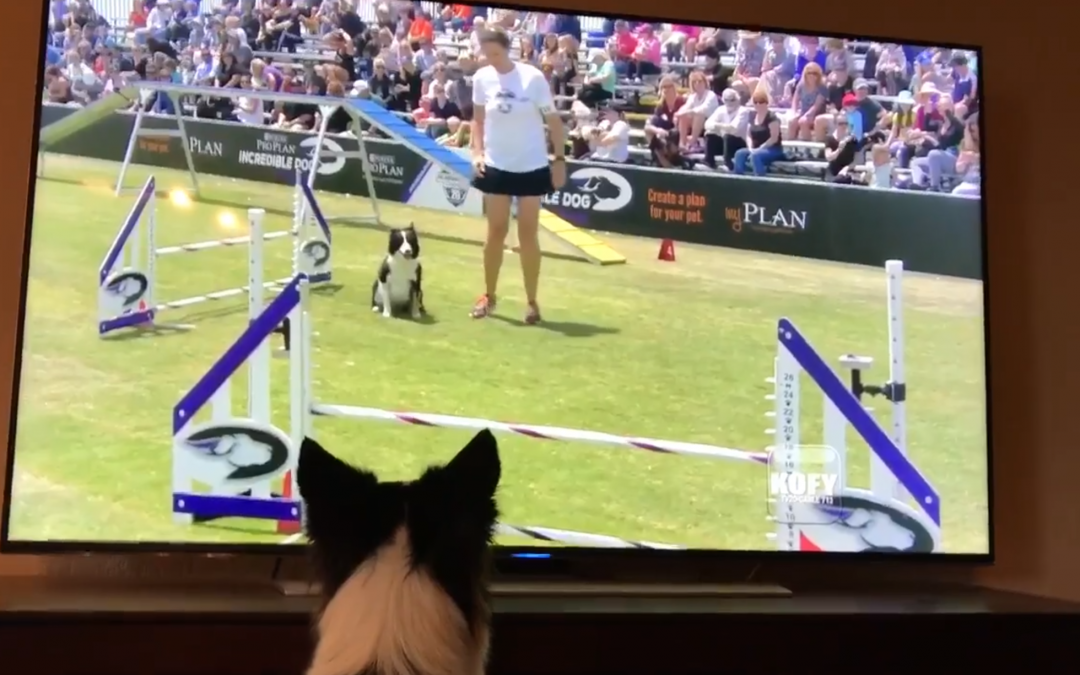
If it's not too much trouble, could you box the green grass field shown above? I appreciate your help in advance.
[5,154,990,553]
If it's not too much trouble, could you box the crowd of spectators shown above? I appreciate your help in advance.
[42,0,981,195]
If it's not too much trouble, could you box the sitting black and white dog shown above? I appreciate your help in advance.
[371,225,425,319]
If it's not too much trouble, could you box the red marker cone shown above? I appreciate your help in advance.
[657,239,676,262]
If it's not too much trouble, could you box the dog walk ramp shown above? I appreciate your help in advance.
[39,86,141,149]
[537,211,626,265]
[347,99,625,266]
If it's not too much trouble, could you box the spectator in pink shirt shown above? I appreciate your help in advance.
[665,24,699,62]
[627,24,662,78]
[611,20,638,67]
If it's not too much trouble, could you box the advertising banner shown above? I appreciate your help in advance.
[539,162,983,279]
[39,105,983,278]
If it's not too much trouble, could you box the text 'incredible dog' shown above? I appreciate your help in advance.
[297,429,501,675]
[371,225,425,319]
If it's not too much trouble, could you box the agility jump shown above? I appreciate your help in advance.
[97,174,332,336]
[169,263,941,551]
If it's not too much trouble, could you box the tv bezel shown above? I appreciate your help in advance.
[1,0,994,563]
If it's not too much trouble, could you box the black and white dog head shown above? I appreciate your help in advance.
[298,430,500,675]
[388,224,421,261]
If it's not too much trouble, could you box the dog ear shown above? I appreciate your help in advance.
[298,436,377,498]
[297,437,378,540]
[442,429,501,501]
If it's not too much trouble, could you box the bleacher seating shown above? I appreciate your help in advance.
[47,1,980,192]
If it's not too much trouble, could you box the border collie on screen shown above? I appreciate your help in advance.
[371,225,425,319]
[297,430,501,675]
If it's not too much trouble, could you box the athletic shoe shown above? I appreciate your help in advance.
[524,302,542,325]
[470,293,496,319]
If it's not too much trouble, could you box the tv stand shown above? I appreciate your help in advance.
[3,580,1077,674]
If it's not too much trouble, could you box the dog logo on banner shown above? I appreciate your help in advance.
[793,488,941,553]
[299,239,331,281]
[176,420,294,493]
[100,270,150,319]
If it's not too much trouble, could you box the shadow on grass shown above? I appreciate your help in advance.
[38,175,593,266]
[489,314,620,338]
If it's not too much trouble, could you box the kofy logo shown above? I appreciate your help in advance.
[542,167,633,212]
[178,421,293,490]
[100,270,149,317]
[436,169,469,207]
[300,136,346,176]
[726,202,808,234]
[300,239,331,274]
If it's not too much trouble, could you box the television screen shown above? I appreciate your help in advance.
[4,1,988,556]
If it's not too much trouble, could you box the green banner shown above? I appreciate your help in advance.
[39,105,424,201]
[542,164,984,279]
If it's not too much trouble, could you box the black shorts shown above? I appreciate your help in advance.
[471,165,553,197]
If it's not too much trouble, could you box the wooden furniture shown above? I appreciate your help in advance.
[0,580,1075,674]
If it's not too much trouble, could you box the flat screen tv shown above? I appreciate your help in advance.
[4,1,989,559]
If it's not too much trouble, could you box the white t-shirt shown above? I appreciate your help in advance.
[147,7,169,30]
[591,119,630,163]
[472,62,554,173]
[235,98,265,126]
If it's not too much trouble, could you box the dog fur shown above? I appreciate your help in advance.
[370,225,425,319]
[297,430,501,675]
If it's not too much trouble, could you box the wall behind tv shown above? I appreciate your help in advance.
[2,0,1076,599]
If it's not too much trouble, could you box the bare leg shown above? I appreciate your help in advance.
[483,193,512,297]
[516,196,542,307]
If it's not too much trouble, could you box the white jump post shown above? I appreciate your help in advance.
[765,261,941,553]
[172,275,308,529]
[169,262,932,551]
[98,175,333,337]
[97,176,156,335]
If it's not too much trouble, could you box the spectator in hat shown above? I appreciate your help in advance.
[627,24,662,78]
[732,90,783,176]
[731,31,764,94]
[909,93,965,190]
[703,87,749,170]
[852,78,887,138]
[823,114,860,181]
[887,90,917,161]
